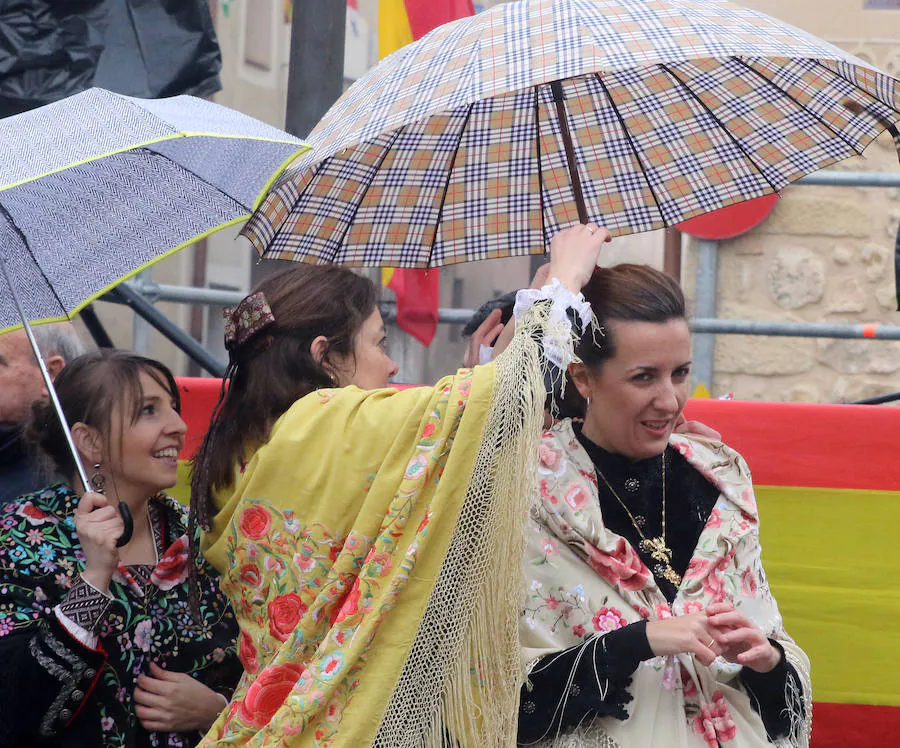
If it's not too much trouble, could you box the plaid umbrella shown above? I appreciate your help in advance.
[244,0,900,269]
[0,87,304,332]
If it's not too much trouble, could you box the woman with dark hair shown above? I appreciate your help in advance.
[190,225,610,747]
[517,265,812,747]
[0,349,241,747]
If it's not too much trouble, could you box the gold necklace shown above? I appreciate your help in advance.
[594,451,682,587]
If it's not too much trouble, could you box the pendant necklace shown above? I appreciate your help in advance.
[595,451,682,587]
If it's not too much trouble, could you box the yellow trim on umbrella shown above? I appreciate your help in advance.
[0,134,307,193]
[0,214,249,335]
[251,144,312,210]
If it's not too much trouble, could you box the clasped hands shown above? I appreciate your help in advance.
[646,602,782,673]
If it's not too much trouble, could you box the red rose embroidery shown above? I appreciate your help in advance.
[693,690,737,747]
[150,535,189,591]
[237,662,305,728]
[422,423,436,438]
[740,567,758,597]
[267,593,307,642]
[240,564,263,588]
[239,630,259,674]
[585,538,651,592]
[239,505,272,541]
[333,581,361,625]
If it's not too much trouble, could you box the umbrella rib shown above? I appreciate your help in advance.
[144,149,250,213]
[324,127,405,266]
[592,74,667,227]
[731,57,867,157]
[534,85,549,253]
[657,63,779,194]
[423,103,475,271]
[0,197,68,318]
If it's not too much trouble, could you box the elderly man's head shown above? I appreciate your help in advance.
[0,323,83,424]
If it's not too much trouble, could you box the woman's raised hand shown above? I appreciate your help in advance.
[74,491,123,594]
[548,223,612,292]
[706,601,782,673]
[646,613,719,666]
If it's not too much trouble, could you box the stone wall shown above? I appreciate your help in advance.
[681,1,900,403]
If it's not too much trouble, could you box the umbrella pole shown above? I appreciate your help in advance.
[550,80,589,225]
[0,254,91,489]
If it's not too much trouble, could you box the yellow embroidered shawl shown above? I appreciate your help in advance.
[200,303,559,747]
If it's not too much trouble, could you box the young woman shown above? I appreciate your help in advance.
[0,350,241,747]
[191,225,610,747]
[517,265,812,747]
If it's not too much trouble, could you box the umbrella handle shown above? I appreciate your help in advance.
[116,503,134,548]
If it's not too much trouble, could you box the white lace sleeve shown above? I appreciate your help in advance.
[513,278,592,369]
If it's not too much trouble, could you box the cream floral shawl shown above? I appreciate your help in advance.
[520,420,812,748]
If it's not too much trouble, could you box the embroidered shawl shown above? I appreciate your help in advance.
[200,301,562,747]
[521,420,812,748]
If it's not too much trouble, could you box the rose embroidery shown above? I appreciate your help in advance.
[150,535,190,591]
[693,690,737,747]
[239,629,259,674]
[267,592,307,642]
[239,505,272,541]
[238,662,305,728]
[585,539,651,592]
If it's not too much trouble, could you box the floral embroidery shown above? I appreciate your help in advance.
[585,538,651,592]
[693,690,738,747]
[592,606,627,633]
[0,485,240,747]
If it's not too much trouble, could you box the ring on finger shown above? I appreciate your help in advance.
[706,637,716,649]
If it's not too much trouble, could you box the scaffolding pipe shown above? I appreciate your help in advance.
[796,170,900,188]
[692,240,719,389]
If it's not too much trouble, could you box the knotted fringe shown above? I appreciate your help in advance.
[374,301,578,747]
[775,643,813,748]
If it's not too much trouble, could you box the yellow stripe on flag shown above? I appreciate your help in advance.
[382,267,395,286]
[756,485,900,706]
[378,0,414,58]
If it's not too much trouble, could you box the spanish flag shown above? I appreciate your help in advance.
[378,0,475,347]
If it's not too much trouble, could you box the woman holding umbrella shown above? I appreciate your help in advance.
[517,264,812,747]
[0,350,242,747]
[190,224,609,747]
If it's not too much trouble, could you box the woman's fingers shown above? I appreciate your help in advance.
[707,610,748,629]
[75,491,108,514]
[133,684,168,707]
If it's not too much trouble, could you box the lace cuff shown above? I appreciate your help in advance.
[514,278,592,369]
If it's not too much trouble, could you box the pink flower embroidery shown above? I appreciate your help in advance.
[681,666,699,699]
[740,567,758,597]
[563,483,589,511]
[541,536,558,556]
[573,624,586,638]
[684,557,710,582]
[633,604,651,620]
[706,508,722,529]
[693,691,737,747]
[585,539,651,591]
[592,606,627,633]
[538,442,566,475]
[654,603,673,620]
[682,601,703,615]
[546,596,560,610]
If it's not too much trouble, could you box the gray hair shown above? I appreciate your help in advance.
[31,322,84,364]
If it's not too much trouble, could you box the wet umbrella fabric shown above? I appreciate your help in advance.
[243,0,900,270]
[0,87,305,332]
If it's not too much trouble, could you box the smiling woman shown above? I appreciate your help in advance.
[0,350,241,748]
[518,265,813,747]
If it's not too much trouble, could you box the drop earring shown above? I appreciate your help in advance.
[89,463,106,493]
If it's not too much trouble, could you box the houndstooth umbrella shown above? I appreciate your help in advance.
[0,87,304,491]
[0,87,304,333]
[244,0,900,269]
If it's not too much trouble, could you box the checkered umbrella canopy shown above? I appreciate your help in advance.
[244,0,900,269]
[0,88,305,331]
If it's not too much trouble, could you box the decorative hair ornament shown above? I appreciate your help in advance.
[223,291,276,352]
